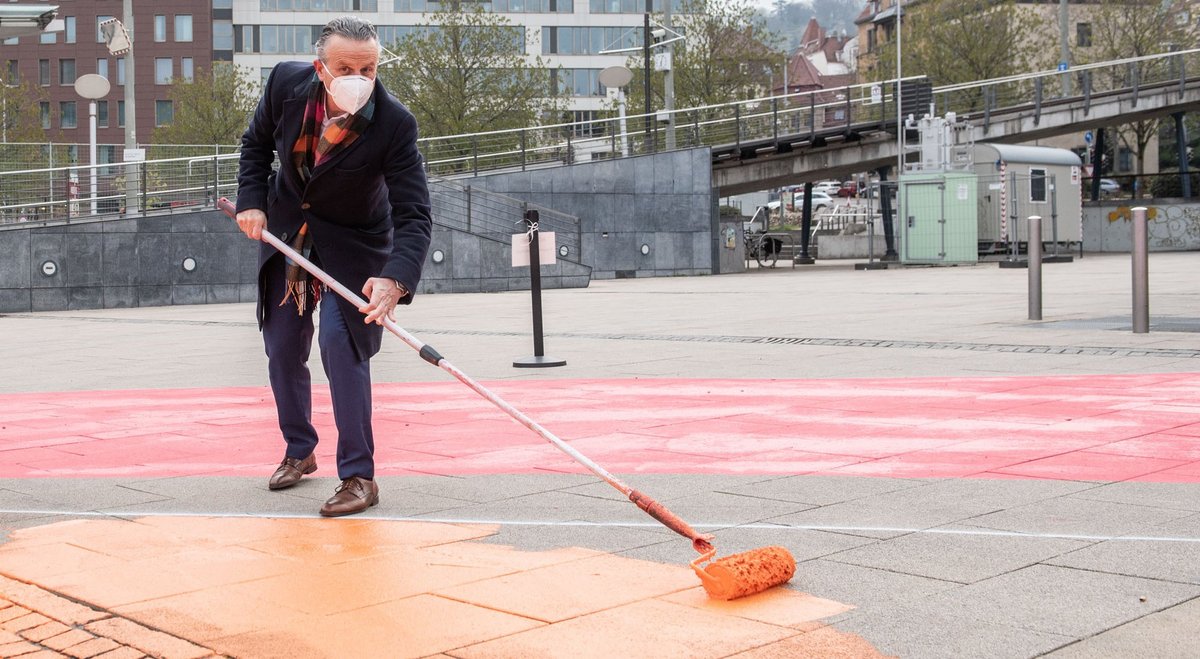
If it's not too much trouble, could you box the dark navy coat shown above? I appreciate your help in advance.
[236,61,432,360]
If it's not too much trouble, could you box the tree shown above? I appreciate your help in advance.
[1081,0,1198,196]
[628,0,783,114]
[377,6,563,140]
[152,63,259,146]
[0,70,51,145]
[871,0,1054,91]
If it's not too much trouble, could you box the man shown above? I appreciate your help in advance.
[235,16,432,516]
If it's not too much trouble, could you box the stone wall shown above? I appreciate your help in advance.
[465,148,717,279]
[1083,199,1200,252]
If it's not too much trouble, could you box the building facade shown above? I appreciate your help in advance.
[0,0,214,163]
[229,0,677,121]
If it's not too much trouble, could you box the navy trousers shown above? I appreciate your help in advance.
[262,254,375,480]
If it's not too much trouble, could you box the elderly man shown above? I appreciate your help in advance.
[235,16,432,516]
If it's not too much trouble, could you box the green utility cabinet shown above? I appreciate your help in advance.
[898,171,979,264]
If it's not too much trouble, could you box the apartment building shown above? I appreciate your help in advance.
[0,0,214,160]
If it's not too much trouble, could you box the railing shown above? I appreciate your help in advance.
[3,50,1199,227]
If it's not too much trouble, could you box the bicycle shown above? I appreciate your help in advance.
[744,230,780,268]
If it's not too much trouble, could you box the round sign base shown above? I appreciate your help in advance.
[513,355,567,368]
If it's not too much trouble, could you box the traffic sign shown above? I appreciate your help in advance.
[1084,130,1093,144]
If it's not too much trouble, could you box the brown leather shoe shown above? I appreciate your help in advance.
[268,453,317,490]
[319,476,379,517]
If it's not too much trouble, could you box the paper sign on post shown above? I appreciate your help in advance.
[511,231,557,267]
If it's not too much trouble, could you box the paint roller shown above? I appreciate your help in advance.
[217,198,796,600]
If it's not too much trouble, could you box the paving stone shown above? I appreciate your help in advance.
[20,620,71,642]
[3,612,51,633]
[42,628,96,651]
[1071,480,1200,513]
[84,619,211,659]
[718,474,929,506]
[791,559,961,613]
[60,636,120,658]
[90,647,148,659]
[1043,597,1200,658]
[834,606,1074,659]
[1045,539,1200,584]
[912,564,1200,638]
[825,528,1091,584]
[0,639,46,656]
[964,496,1197,539]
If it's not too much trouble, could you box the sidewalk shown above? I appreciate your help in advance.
[2,252,1200,658]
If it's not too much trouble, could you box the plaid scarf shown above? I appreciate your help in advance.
[281,72,376,314]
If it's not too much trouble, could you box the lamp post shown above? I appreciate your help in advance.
[599,66,634,158]
[73,74,110,215]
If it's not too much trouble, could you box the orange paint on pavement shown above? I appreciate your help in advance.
[0,516,885,658]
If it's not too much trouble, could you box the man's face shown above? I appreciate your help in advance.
[315,34,379,87]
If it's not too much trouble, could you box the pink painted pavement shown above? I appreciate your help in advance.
[3,373,1200,482]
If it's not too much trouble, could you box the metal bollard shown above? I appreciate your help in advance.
[1028,215,1042,321]
[1131,206,1149,333]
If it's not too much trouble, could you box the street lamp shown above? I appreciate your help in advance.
[73,73,110,216]
[100,5,139,215]
[599,66,633,158]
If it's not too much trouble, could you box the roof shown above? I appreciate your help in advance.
[975,143,1082,167]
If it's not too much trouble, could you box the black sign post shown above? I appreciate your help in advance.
[514,209,566,368]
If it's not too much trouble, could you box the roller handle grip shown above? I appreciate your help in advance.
[217,197,236,218]
[629,490,714,554]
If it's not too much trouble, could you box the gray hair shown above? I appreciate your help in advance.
[315,16,379,61]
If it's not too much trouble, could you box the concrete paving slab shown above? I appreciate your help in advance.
[1045,539,1200,585]
[717,474,928,506]
[911,564,1200,638]
[1070,480,1200,513]
[1044,596,1200,658]
[964,496,1198,538]
[794,558,961,611]
[834,606,1074,659]
[825,529,1092,584]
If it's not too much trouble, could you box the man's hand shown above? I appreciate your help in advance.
[236,209,267,240]
[360,277,408,326]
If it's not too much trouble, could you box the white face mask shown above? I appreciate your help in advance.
[322,66,373,115]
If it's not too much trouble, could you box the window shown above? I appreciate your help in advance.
[59,59,77,86]
[182,58,194,83]
[154,15,167,42]
[97,101,109,128]
[60,101,77,129]
[40,102,50,129]
[551,69,603,97]
[96,16,114,43]
[117,100,125,127]
[65,16,76,43]
[259,26,319,54]
[5,60,17,84]
[155,58,173,84]
[97,59,108,79]
[542,26,642,55]
[214,0,232,7]
[1029,168,1047,203]
[117,59,125,85]
[1118,147,1133,172]
[175,15,193,42]
[261,0,378,8]
[213,22,234,50]
[1077,22,1091,48]
[39,59,50,86]
[155,100,174,126]
[40,30,56,44]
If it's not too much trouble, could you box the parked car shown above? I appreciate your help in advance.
[812,180,842,196]
[786,190,834,213]
[1098,178,1121,195]
[837,181,858,197]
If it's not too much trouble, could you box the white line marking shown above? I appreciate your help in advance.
[3,509,1200,543]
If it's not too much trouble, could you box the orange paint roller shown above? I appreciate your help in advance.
[217,198,796,600]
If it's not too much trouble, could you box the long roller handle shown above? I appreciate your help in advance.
[217,198,714,553]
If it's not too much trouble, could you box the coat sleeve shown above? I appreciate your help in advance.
[236,65,281,215]
[379,110,433,304]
